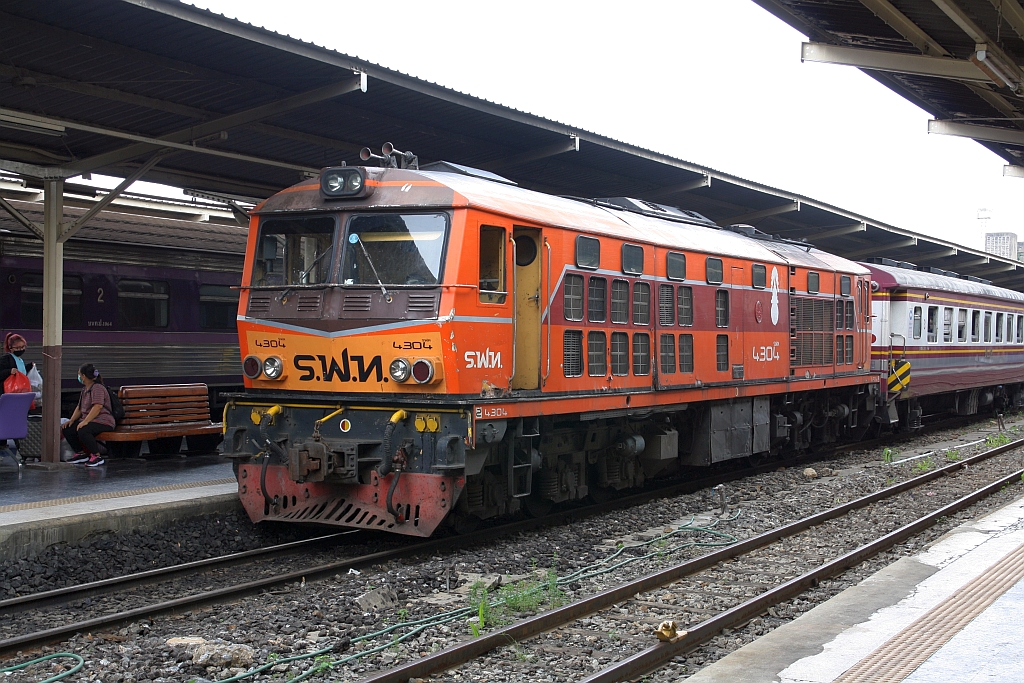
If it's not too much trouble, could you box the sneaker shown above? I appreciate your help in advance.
[67,452,90,464]
[85,454,105,468]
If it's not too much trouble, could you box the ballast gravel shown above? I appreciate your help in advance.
[3,418,1024,683]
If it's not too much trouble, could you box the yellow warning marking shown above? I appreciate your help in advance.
[887,359,911,392]
[0,478,236,513]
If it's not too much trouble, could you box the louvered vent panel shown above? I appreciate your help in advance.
[343,294,372,312]
[297,294,322,312]
[248,295,271,317]
[563,330,583,377]
[658,285,675,326]
[408,293,439,313]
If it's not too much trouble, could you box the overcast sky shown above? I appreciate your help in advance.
[106,0,1023,250]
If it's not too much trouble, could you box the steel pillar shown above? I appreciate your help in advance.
[41,179,64,464]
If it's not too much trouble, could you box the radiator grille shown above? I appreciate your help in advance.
[563,330,583,377]
[296,293,322,312]
[343,294,372,312]
[791,296,837,367]
[658,285,675,326]
[248,295,271,317]
[408,293,439,313]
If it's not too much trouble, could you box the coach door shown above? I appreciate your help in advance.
[511,228,542,390]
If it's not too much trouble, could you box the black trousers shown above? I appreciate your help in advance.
[62,420,109,455]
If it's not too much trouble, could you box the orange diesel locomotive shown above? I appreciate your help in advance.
[223,157,878,536]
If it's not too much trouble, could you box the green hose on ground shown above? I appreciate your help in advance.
[1,653,84,683]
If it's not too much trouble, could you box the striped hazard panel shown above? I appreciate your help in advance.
[888,359,911,392]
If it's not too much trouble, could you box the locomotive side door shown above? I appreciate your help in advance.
[511,227,542,390]
[730,266,746,379]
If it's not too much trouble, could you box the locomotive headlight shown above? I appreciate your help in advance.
[320,167,371,199]
[389,358,411,383]
[411,359,434,384]
[242,355,262,379]
[262,356,284,380]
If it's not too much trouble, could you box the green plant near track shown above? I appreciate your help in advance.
[944,448,961,461]
[911,457,934,473]
[986,432,1012,448]
[882,447,897,465]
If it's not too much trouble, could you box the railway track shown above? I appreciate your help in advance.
[350,436,1024,683]
[0,414,1006,659]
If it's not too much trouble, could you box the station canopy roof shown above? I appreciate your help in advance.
[2,0,1023,289]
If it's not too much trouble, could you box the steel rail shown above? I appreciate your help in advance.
[352,437,1024,683]
[582,464,1024,683]
[0,532,358,616]
[0,415,996,656]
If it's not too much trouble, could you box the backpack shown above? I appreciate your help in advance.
[106,385,125,423]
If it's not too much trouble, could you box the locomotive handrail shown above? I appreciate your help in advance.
[542,237,552,385]
[510,235,517,385]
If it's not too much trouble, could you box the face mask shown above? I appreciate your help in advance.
[12,350,24,357]
[77,375,84,385]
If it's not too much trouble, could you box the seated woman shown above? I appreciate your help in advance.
[63,364,115,467]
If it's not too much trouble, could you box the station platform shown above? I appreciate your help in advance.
[0,453,239,561]
[685,492,1024,683]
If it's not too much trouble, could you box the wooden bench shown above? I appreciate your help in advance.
[96,384,223,458]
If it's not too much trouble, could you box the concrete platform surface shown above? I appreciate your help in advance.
[684,493,1024,683]
[0,452,234,506]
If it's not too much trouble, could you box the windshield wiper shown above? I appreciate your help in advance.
[277,247,334,302]
[353,235,393,303]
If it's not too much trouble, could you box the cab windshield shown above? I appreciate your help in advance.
[341,213,448,286]
[252,215,336,287]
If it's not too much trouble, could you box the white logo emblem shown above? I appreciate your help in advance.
[770,267,780,326]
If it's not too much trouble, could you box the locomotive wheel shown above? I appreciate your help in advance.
[452,513,481,535]
[524,495,553,518]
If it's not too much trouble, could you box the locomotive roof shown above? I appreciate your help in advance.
[866,263,1024,303]
[257,167,869,276]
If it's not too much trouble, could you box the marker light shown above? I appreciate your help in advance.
[412,359,434,384]
[263,356,284,380]
[320,167,372,199]
[242,355,262,379]
[389,358,411,383]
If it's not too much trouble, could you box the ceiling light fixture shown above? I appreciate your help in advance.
[971,44,1022,93]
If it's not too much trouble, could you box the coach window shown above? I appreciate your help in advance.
[956,309,967,342]
[622,244,644,275]
[576,236,600,269]
[563,330,583,377]
[478,226,506,304]
[632,333,651,376]
[752,264,767,289]
[972,310,981,342]
[563,274,584,321]
[611,280,630,324]
[118,279,169,328]
[611,332,629,376]
[588,277,607,322]
[716,334,729,371]
[1008,315,1014,344]
[984,312,993,342]
[677,287,693,326]
[199,285,240,330]
[588,331,607,376]
[715,289,730,327]
[912,306,922,339]
[996,313,1004,343]
[840,275,851,296]
[1017,315,1023,344]
[658,285,675,326]
[667,252,686,280]
[706,257,724,285]
[20,273,83,328]
[659,334,676,375]
[943,308,953,343]
[633,282,651,325]
[679,334,694,373]
[926,306,938,343]
[807,272,820,294]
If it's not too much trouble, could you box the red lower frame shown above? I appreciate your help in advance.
[237,464,463,537]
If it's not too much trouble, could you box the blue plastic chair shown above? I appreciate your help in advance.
[0,393,35,444]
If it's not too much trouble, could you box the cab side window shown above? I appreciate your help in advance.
[478,226,506,304]
[912,306,922,339]
[926,306,938,343]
